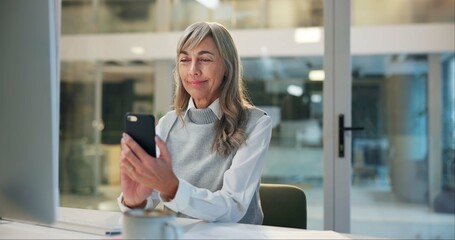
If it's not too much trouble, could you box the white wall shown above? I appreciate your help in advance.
[60,23,455,61]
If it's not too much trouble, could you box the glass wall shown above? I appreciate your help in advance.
[62,0,454,34]
[62,0,324,34]
[59,59,156,208]
[59,0,328,210]
[242,56,324,230]
[348,1,454,238]
[59,0,454,238]
[350,54,455,239]
[352,0,454,26]
[440,55,455,210]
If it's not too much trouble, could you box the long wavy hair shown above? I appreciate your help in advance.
[173,22,252,156]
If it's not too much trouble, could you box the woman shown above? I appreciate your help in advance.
[118,22,272,224]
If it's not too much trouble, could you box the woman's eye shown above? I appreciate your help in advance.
[200,58,212,62]
[179,58,189,63]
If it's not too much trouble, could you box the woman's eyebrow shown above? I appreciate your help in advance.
[179,50,215,56]
[179,50,188,55]
[198,50,214,56]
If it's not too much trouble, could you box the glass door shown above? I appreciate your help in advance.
[348,0,455,239]
[323,0,454,237]
[349,56,455,239]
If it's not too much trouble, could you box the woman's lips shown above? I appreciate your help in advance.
[188,80,207,86]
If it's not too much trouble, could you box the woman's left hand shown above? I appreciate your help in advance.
[121,134,179,200]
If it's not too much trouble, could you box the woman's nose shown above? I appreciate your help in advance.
[189,61,200,75]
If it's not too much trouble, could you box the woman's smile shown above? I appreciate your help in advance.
[187,79,207,86]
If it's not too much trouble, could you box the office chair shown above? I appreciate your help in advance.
[259,183,307,229]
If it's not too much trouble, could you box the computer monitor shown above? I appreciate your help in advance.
[0,0,60,225]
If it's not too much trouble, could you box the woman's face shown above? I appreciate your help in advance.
[178,36,226,109]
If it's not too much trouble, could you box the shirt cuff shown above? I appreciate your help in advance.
[117,191,159,212]
[161,178,191,212]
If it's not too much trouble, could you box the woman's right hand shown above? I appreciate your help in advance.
[120,136,153,208]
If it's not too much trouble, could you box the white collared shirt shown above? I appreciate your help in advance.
[118,98,272,223]
[184,97,223,120]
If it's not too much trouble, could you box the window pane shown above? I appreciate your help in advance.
[352,0,454,26]
[351,54,455,239]
[243,56,324,229]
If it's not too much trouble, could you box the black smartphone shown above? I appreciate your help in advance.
[124,113,156,157]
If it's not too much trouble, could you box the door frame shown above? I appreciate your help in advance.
[323,0,352,233]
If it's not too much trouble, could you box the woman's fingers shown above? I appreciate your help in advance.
[121,137,145,175]
[122,133,152,162]
[121,134,175,193]
[120,152,137,179]
[121,135,157,183]
[155,136,171,163]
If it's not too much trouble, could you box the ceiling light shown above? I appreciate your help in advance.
[311,94,322,103]
[131,46,145,55]
[287,85,303,97]
[309,70,324,81]
[294,27,322,44]
[260,45,268,56]
[196,0,219,9]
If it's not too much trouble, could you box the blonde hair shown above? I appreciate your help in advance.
[173,22,252,156]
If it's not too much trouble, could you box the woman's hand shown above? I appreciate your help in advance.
[120,134,153,207]
[120,133,179,205]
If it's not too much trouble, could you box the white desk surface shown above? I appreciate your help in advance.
[0,207,378,239]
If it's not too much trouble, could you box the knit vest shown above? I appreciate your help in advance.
[157,107,267,224]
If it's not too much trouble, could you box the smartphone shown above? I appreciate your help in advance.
[124,113,156,157]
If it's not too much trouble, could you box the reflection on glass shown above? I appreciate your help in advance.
[61,0,454,35]
[351,54,455,239]
[436,55,455,214]
[59,60,155,210]
[352,0,454,26]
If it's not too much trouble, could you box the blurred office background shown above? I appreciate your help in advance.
[57,0,454,239]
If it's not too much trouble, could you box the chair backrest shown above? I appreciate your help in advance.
[259,183,307,229]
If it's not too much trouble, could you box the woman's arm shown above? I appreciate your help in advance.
[117,190,161,212]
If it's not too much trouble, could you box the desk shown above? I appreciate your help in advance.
[0,207,377,239]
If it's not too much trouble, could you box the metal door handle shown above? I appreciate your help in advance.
[338,114,364,158]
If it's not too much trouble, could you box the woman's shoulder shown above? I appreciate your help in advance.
[243,106,272,134]
[160,110,178,120]
[157,110,179,127]
[156,110,178,140]
[246,106,271,124]
[247,106,268,118]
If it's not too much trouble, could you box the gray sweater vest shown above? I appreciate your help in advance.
[157,107,267,224]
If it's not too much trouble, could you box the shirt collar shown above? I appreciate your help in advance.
[183,97,223,120]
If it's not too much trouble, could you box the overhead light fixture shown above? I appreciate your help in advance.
[311,94,322,103]
[309,70,325,81]
[131,46,145,55]
[287,85,303,97]
[294,27,322,44]
[260,45,268,56]
[195,0,219,9]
